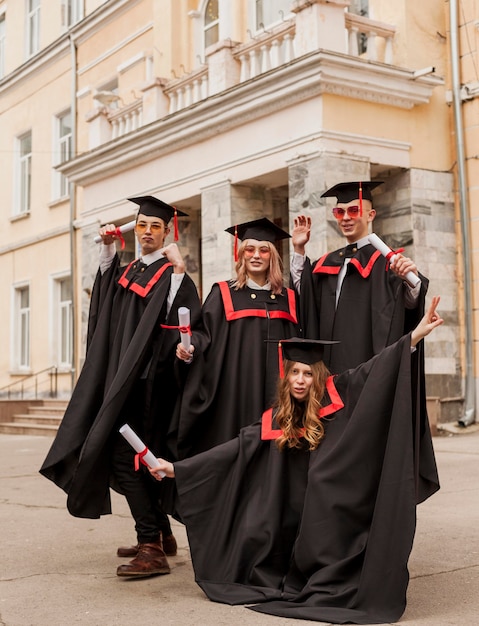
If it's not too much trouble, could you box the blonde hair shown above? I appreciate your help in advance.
[232,240,284,294]
[274,359,330,451]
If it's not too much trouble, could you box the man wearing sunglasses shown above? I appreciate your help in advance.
[41,195,201,579]
[290,180,428,374]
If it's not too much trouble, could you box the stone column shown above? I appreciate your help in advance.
[288,151,370,258]
[200,181,278,297]
[374,169,461,417]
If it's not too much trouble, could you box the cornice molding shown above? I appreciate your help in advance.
[59,49,444,186]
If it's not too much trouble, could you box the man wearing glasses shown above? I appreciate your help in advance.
[41,195,201,579]
[290,181,428,374]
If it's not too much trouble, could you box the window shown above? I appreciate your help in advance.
[62,0,83,28]
[204,0,219,49]
[255,0,292,31]
[53,110,72,199]
[348,0,369,17]
[53,276,73,368]
[14,285,31,370]
[348,0,369,55]
[0,13,5,79]
[26,0,41,57]
[16,132,32,216]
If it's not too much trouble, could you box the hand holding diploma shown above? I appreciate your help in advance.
[94,220,136,244]
[368,233,421,288]
[119,424,166,477]
[150,459,175,481]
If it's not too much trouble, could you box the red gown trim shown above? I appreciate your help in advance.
[118,261,173,297]
[218,281,297,323]
[260,376,345,440]
[313,249,383,278]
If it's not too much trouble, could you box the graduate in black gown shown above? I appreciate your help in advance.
[151,297,443,625]
[290,181,428,374]
[174,218,299,458]
[40,196,201,577]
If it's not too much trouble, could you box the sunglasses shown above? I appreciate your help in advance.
[135,222,164,234]
[243,245,271,257]
[332,206,362,219]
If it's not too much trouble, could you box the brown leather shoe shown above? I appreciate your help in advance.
[162,533,177,557]
[117,533,178,557]
[116,541,170,577]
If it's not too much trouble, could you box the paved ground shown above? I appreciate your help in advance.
[1,426,478,626]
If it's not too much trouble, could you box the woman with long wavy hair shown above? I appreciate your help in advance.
[174,217,299,459]
[152,299,443,625]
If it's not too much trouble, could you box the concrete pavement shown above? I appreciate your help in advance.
[1,428,478,626]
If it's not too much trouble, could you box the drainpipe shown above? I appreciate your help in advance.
[69,34,78,391]
[449,0,475,426]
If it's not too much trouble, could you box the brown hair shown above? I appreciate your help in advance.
[274,359,330,451]
[232,240,284,294]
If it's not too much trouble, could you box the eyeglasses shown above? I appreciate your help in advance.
[243,245,271,257]
[332,206,362,219]
[135,222,164,234]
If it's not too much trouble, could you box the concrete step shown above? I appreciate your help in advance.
[0,399,68,436]
[0,422,60,436]
[9,414,62,426]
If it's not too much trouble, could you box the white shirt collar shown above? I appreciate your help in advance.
[141,249,164,265]
[247,277,271,290]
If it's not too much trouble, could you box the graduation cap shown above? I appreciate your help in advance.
[225,217,291,261]
[321,181,383,217]
[268,337,339,377]
[128,196,188,241]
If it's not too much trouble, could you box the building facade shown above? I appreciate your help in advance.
[0,0,477,425]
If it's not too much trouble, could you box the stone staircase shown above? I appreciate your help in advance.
[0,399,68,436]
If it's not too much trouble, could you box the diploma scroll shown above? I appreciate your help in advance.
[178,307,191,351]
[119,424,166,477]
[368,233,420,288]
[94,220,136,243]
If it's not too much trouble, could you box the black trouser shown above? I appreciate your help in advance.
[110,381,172,545]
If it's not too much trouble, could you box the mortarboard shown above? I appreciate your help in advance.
[128,196,188,241]
[321,181,383,217]
[267,337,339,377]
[279,337,339,365]
[225,217,290,261]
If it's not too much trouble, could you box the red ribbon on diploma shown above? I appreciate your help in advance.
[134,447,149,471]
[104,226,126,249]
[385,247,404,271]
[160,324,192,335]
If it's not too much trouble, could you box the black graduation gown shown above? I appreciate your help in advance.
[174,280,299,458]
[171,335,439,624]
[39,254,201,518]
[298,243,429,373]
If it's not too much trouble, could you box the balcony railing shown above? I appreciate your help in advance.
[164,66,209,115]
[345,13,396,64]
[108,99,143,139]
[87,11,397,143]
[233,21,296,83]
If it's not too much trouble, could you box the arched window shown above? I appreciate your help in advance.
[204,0,219,49]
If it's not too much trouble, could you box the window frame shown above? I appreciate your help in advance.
[50,273,73,370]
[12,283,31,372]
[26,0,41,58]
[15,131,32,217]
[52,109,72,200]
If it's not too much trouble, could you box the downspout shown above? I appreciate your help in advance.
[449,0,476,426]
[69,34,77,391]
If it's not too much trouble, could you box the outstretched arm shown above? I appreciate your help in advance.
[411,296,443,347]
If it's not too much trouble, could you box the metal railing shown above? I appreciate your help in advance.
[0,366,58,400]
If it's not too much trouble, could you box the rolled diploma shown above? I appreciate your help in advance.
[368,233,420,288]
[94,220,136,243]
[119,424,165,477]
[178,307,191,351]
